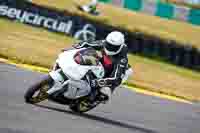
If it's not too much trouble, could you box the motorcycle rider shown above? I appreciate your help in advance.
[80,0,99,15]
[69,31,131,103]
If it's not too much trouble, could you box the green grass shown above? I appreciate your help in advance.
[0,18,200,101]
[32,0,200,50]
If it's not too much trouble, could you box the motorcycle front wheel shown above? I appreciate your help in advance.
[24,75,53,104]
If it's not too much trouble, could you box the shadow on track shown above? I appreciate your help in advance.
[35,104,158,133]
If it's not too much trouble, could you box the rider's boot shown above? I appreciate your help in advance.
[100,87,112,104]
[88,87,97,102]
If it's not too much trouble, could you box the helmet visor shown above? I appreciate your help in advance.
[104,41,121,53]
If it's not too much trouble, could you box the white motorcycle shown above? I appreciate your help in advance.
[24,48,132,113]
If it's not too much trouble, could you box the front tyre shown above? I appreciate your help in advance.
[24,75,53,104]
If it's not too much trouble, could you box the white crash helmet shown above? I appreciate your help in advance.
[104,31,125,55]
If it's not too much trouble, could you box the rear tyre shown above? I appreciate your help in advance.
[24,75,53,104]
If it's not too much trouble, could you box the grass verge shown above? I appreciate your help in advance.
[0,19,200,101]
[32,0,200,50]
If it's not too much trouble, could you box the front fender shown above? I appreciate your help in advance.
[47,70,66,95]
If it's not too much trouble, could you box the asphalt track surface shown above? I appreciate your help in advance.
[0,62,200,133]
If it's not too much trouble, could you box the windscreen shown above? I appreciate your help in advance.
[74,48,100,66]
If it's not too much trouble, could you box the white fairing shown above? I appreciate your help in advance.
[63,79,91,99]
[48,48,105,99]
[57,48,104,80]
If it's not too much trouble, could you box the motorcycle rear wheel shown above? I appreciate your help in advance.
[24,75,53,104]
